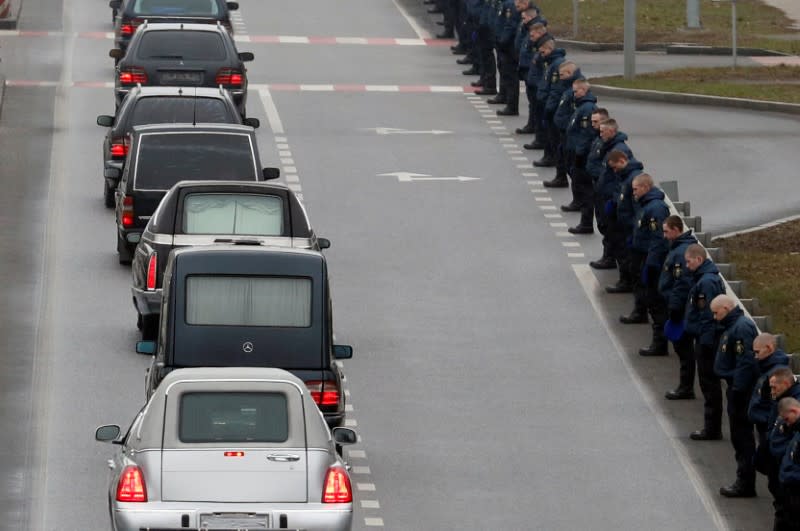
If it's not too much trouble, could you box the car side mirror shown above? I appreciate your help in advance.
[109,0,122,8]
[333,344,353,360]
[226,1,239,10]
[97,115,114,127]
[243,117,260,129]
[238,52,254,62]
[262,167,280,181]
[109,48,125,60]
[136,340,156,355]
[104,167,122,180]
[95,424,121,443]
[317,237,331,250]
[332,427,358,446]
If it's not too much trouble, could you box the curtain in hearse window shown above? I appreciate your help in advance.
[186,276,311,327]
[183,194,283,235]
[179,392,289,443]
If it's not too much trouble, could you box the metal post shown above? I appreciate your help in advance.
[686,0,701,29]
[731,0,738,68]
[623,0,636,79]
[573,0,579,38]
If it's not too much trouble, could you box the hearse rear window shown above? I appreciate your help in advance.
[131,98,233,126]
[185,276,311,327]
[138,31,226,61]
[183,194,283,235]
[134,132,256,190]
[179,392,289,443]
[133,0,221,16]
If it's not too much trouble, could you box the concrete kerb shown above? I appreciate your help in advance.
[560,38,786,56]
[0,74,6,121]
[0,0,22,30]
[589,84,800,115]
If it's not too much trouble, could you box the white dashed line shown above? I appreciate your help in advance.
[278,150,292,156]
[345,404,354,412]
[539,205,557,210]
[555,231,573,237]
[348,450,367,459]
[562,241,581,247]
[361,500,381,509]
[507,150,523,154]
[516,164,532,168]
[527,180,543,185]
[530,189,548,194]
[277,143,290,149]
[357,483,376,492]
[284,174,300,183]
[534,197,553,202]
[345,418,358,427]
[550,222,568,227]
[280,158,294,165]
[568,253,586,258]
[544,213,562,218]
[511,156,528,161]
[365,518,385,527]
[352,466,371,474]
[283,166,297,173]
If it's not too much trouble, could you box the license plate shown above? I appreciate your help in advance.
[159,71,203,84]
[199,513,269,529]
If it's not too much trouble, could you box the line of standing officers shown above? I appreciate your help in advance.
[431,2,800,527]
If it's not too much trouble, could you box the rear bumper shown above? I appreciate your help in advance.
[112,502,352,531]
[131,286,161,317]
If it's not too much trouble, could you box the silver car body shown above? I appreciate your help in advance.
[100,367,353,531]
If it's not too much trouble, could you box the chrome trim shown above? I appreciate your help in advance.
[146,233,174,245]
[266,454,301,462]
[163,377,306,397]
[171,235,297,246]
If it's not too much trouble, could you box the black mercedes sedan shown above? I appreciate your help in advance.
[131,181,330,339]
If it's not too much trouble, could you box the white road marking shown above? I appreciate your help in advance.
[527,180,543,185]
[534,197,552,202]
[337,37,368,45]
[555,231,573,237]
[349,450,367,459]
[283,166,297,173]
[486,120,502,124]
[550,222,568,227]
[345,418,358,427]
[361,500,381,509]
[390,0,431,39]
[366,85,399,92]
[522,171,539,177]
[287,183,302,192]
[300,84,334,91]
[490,126,506,130]
[277,143,289,149]
[365,518,385,527]
[396,38,426,45]
[279,36,310,43]
[278,150,292,156]
[275,136,287,142]
[572,264,727,531]
[344,389,351,397]
[257,88,285,135]
[499,138,515,143]
[530,189,548,194]
[516,164,531,168]
[539,205,557,210]
[430,85,464,93]
[352,466,371,474]
[507,150,523,154]
[345,404,354,412]
[544,213,562,218]
[284,174,300,183]
[568,253,585,258]
[280,158,294,165]
[562,241,581,247]
[511,156,528,161]
[357,483,376,491]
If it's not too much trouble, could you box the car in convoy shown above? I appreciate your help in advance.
[97,85,259,208]
[110,0,239,52]
[95,367,357,531]
[110,22,252,116]
[107,123,278,264]
[138,245,353,428]
[131,180,329,339]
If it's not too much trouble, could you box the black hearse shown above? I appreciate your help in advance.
[131,180,329,339]
[138,245,353,427]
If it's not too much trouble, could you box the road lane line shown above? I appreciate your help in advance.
[389,0,431,39]
[257,88,284,135]
[572,264,727,531]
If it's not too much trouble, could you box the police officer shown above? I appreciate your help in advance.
[514,6,544,134]
[564,79,597,233]
[545,61,581,189]
[521,22,548,146]
[471,0,498,95]
[659,215,698,399]
[531,38,565,170]
[602,148,641,296]
[584,108,616,268]
[773,397,800,527]
[684,243,726,441]
[493,0,522,114]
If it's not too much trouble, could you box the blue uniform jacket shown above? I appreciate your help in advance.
[586,134,605,182]
[496,0,520,49]
[684,259,725,347]
[553,88,574,132]
[632,187,670,268]
[658,231,698,317]
[769,382,800,458]
[780,431,800,485]
[545,65,579,115]
[466,0,483,20]
[536,48,565,105]
[516,21,532,66]
[525,32,550,86]
[565,91,598,156]
[479,0,495,28]
[714,307,759,392]
[748,351,791,429]
[613,157,643,231]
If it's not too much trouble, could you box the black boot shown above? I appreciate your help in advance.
[543,173,568,187]
[639,340,668,356]
[496,107,518,116]
[515,123,535,134]
[462,66,479,76]
[590,256,616,269]
[487,95,507,105]
[534,157,556,168]
[619,311,648,324]
[719,480,756,498]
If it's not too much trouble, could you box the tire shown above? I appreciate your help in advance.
[141,314,158,341]
[103,180,115,208]
[117,235,132,265]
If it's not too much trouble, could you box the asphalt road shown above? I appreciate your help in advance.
[0,0,797,529]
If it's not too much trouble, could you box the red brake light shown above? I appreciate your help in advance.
[307,380,339,406]
[116,465,147,502]
[216,68,243,87]
[119,68,148,85]
[110,139,129,159]
[120,23,135,36]
[121,195,134,228]
[322,466,352,503]
[145,253,158,290]
[224,451,245,457]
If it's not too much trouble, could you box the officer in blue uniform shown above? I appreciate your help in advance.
[471,0,498,95]
[773,397,800,525]
[658,215,698,399]
[493,0,522,114]
[532,38,565,169]
[684,243,726,441]
[514,6,544,134]
[602,146,640,295]
[522,22,548,146]
[563,78,596,231]
[544,61,581,189]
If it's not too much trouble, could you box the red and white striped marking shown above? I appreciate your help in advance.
[0,29,453,46]
[5,80,478,93]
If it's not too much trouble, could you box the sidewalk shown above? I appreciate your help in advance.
[763,0,800,29]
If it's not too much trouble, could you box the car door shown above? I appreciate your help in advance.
[159,379,309,503]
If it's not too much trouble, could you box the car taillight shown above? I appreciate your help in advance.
[322,466,352,503]
[110,138,129,159]
[145,253,157,290]
[120,23,135,36]
[224,451,245,457]
[215,68,243,87]
[307,380,339,407]
[121,195,134,228]
[116,465,147,502]
[119,68,148,85]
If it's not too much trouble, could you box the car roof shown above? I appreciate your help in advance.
[128,86,232,98]
[136,22,227,33]
[173,244,323,260]
[170,180,291,192]
[131,122,255,135]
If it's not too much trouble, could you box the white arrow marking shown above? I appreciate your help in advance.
[366,127,452,135]
[378,172,480,182]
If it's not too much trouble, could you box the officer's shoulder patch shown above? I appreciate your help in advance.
[551,72,558,82]
[697,293,706,309]
[505,8,511,17]
[619,192,624,201]
[735,340,744,355]
[673,264,682,278]
[649,218,658,231]
[581,116,589,128]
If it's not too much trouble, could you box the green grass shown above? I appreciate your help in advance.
[716,220,800,353]
[591,65,800,103]
[535,0,800,54]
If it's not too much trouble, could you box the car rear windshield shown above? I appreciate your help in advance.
[183,194,284,235]
[179,392,289,443]
[132,0,221,17]
[137,31,226,61]
[185,276,312,327]
[134,132,256,190]
[131,97,235,126]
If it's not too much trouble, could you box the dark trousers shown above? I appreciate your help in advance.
[727,386,757,487]
[533,99,546,143]
[783,484,800,530]
[523,80,536,127]
[672,333,695,391]
[594,190,611,258]
[628,250,649,316]
[694,340,723,434]
[442,0,458,35]
[573,155,594,226]
[476,26,496,86]
[762,449,792,530]
[497,48,517,107]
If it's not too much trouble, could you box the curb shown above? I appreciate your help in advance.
[0,0,22,30]
[712,213,800,241]
[559,38,784,57]
[0,74,5,122]
[589,84,800,115]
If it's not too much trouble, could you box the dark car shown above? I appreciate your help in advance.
[110,22,253,116]
[110,0,239,52]
[138,245,354,428]
[131,180,330,339]
[108,123,278,264]
[97,85,259,208]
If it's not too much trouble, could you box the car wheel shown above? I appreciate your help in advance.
[117,236,132,265]
[141,315,158,340]
[136,312,143,330]
[103,181,115,208]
